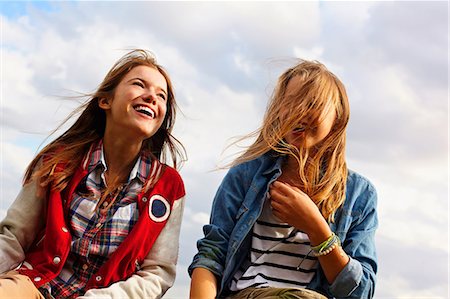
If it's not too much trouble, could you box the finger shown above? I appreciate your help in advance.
[270,182,287,196]
[269,187,288,201]
[270,198,283,210]
[274,180,307,197]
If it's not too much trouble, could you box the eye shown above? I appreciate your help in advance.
[158,93,167,101]
[133,81,144,88]
[293,126,306,133]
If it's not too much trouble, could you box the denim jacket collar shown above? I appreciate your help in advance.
[261,151,286,176]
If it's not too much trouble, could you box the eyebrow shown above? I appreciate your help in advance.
[128,77,167,95]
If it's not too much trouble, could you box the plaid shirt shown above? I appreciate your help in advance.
[39,140,153,299]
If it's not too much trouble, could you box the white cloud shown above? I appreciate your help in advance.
[1,2,448,297]
[377,273,448,298]
[0,140,35,210]
[293,46,324,61]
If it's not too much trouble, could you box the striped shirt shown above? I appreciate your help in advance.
[39,140,153,299]
[230,198,318,291]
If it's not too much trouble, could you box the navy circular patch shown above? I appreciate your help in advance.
[148,195,170,222]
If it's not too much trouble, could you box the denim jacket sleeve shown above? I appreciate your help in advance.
[188,163,250,280]
[313,173,378,298]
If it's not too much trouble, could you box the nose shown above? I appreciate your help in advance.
[148,96,157,105]
[143,90,158,105]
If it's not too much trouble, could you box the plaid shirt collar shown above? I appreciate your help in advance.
[86,140,151,184]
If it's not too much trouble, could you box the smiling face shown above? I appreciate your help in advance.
[99,65,168,142]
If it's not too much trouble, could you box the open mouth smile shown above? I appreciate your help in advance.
[134,105,155,119]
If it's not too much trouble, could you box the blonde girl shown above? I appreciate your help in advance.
[189,60,377,298]
[0,49,186,298]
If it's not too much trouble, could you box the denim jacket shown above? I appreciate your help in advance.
[188,151,378,298]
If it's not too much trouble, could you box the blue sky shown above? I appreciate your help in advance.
[1,1,448,298]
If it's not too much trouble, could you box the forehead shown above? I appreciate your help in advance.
[284,75,336,118]
[123,65,167,91]
[285,75,303,96]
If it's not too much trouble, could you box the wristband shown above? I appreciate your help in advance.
[311,232,340,257]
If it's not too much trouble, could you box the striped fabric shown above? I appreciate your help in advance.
[39,140,153,299]
[230,199,318,292]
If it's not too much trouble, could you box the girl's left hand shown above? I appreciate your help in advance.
[269,180,324,235]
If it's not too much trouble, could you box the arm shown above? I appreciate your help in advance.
[190,267,217,299]
[79,196,185,299]
[327,183,378,298]
[270,181,349,282]
[0,179,46,273]
[270,179,378,298]
[188,165,249,298]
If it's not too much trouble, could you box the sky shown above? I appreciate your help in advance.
[0,1,448,298]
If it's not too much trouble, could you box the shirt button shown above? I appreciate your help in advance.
[96,223,102,228]
[82,264,88,270]
[102,201,109,207]
[95,275,102,281]
[34,276,42,282]
[61,227,68,233]
[53,256,61,265]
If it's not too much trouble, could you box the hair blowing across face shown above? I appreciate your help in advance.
[24,49,186,191]
[233,60,350,222]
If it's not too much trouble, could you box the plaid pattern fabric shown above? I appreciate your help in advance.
[39,140,153,299]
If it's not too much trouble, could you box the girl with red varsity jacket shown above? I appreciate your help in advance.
[0,49,186,298]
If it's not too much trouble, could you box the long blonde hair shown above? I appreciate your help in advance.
[24,49,186,192]
[232,60,350,222]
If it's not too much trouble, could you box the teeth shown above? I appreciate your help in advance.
[134,105,155,118]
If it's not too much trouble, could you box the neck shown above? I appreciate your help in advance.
[285,155,300,173]
[102,134,143,186]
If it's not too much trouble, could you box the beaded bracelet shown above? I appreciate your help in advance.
[311,232,341,257]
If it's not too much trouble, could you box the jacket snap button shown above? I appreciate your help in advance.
[142,197,147,202]
[34,276,42,282]
[95,276,102,281]
[62,227,68,233]
[53,256,61,265]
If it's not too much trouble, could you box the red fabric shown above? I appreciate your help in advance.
[17,163,185,291]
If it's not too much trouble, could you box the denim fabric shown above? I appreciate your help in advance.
[188,151,378,298]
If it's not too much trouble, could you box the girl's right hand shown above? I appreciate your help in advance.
[269,180,326,236]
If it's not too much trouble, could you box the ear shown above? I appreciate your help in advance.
[98,97,112,110]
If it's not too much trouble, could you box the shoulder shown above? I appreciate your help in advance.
[153,164,186,199]
[161,164,183,182]
[228,151,279,178]
[344,169,378,212]
[346,169,377,196]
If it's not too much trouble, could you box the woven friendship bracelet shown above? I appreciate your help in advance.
[311,232,341,257]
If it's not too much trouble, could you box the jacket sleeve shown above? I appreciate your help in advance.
[188,164,249,280]
[0,179,47,274]
[78,196,185,299]
[326,179,378,298]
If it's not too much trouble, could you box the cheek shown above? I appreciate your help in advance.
[158,104,168,125]
[315,124,334,142]
[285,133,304,148]
[161,104,168,119]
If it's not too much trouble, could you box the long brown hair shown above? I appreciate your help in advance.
[231,60,350,222]
[24,49,186,192]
